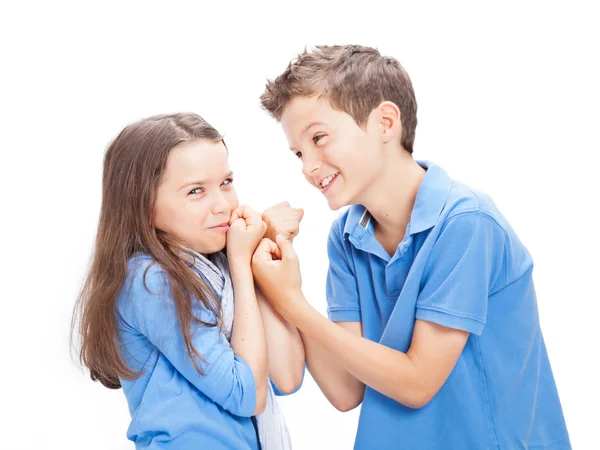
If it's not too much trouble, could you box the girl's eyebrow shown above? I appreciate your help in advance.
[178,171,234,191]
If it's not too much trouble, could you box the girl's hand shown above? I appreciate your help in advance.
[226,205,266,264]
[262,201,304,243]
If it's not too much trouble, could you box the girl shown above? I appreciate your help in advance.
[72,113,304,449]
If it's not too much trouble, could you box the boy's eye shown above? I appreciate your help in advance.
[313,134,325,144]
[295,152,303,159]
[188,187,204,195]
[222,178,233,186]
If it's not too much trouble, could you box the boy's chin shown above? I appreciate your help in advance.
[326,194,350,211]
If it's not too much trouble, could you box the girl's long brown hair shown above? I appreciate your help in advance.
[72,113,224,389]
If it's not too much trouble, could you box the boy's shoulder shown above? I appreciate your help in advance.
[414,161,510,233]
[437,171,534,281]
[442,179,510,233]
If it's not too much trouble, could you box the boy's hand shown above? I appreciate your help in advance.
[262,201,304,243]
[252,235,304,317]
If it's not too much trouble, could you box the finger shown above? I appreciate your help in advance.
[229,206,244,224]
[272,239,282,260]
[237,205,263,226]
[253,238,278,262]
[233,205,254,219]
[265,237,280,255]
[261,220,267,237]
[276,234,297,261]
[257,232,281,259]
[295,207,304,222]
[230,217,246,229]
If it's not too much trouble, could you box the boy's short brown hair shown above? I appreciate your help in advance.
[260,45,418,153]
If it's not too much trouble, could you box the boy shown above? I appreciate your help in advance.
[253,45,570,449]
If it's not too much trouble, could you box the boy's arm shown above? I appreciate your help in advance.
[255,237,457,409]
[256,287,305,395]
[254,212,505,409]
[299,321,366,411]
[290,302,468,408]
[260,204,363,409]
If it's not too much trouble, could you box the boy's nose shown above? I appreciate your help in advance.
[302,158,322,179]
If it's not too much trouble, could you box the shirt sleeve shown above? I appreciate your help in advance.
[416,211,506,335]
[326,220,361,323]
[118,258,257,418]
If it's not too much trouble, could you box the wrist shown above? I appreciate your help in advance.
[264,229,276,242]
[265,229,291,243]
[279,289,310,322]
[228,258,252,275]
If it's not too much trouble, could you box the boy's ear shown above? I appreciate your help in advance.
[377,101,402,144]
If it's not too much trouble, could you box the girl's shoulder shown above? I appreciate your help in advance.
[117,254,171,317]
[118,253,217,331]
[126,254,168,289]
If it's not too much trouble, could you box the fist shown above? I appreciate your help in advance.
[226,205,266,264]
[262,201,304,243]
[252,235,304,317]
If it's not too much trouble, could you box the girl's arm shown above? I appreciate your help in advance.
[256,287,305,394]
[227,205,270,416]
[228,261,269,416]
[119,258,261,418]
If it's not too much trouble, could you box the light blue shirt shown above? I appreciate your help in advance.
[327,162,570,449]
[116,255,295,449]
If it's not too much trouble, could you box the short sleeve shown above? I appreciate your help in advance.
[117,257,257,417]
[326,221,361,322]
[416,211,506,335]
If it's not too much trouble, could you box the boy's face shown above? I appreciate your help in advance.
[280,95,384,210]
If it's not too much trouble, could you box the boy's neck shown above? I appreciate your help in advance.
[360,152,426,244]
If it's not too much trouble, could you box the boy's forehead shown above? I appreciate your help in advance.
[281,95,336,134]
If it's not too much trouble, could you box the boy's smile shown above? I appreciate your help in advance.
[318,172,339,191]
[280,95,385,211]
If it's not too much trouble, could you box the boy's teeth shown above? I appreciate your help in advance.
[321,174,336,187]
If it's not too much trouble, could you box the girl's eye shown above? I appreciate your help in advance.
[188,187,204,195]
[222,178,233,186]
[295,152,302,159]
[313,134,325,144]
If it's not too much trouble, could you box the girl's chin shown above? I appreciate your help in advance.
[192,237,226,255]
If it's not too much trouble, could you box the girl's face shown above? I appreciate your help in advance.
[154,139,239,254]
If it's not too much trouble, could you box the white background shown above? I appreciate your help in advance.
[1,1,599,449]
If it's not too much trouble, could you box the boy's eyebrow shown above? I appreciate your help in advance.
[178,171,234,190]
[288,122,327,151]
[302,121,326,135]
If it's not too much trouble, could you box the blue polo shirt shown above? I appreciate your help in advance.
[116,255,298,449]
[326,162,570,449]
